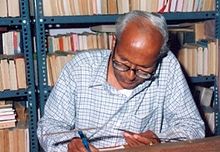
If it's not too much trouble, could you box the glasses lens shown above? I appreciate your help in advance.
[112,60,130,71]
[136,70,154,79]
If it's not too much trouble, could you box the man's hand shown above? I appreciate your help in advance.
[123,130,160,148]
[67,137,99,152]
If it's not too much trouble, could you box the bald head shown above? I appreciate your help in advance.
[115,11,169,58]
[115,17,164,66]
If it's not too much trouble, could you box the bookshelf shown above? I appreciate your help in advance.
[33,0,220,138]
[0,0,38,151]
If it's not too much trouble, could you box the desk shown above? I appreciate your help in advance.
[108,136,220,152]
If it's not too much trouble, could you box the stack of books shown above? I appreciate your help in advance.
[0,104,16,129]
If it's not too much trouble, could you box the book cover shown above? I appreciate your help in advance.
[195,86,213,107]
[0,119,16,129]
[0,114,16,121]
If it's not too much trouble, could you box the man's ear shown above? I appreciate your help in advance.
[111,35,117,50]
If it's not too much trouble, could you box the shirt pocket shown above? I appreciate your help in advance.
[129,108,157,132]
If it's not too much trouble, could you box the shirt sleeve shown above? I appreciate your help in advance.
[157,58,205,140]
[37,63,78,152]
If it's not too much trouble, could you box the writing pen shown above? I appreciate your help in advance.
[78,130,91,152]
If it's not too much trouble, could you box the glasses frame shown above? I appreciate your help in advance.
[111,55,158,80]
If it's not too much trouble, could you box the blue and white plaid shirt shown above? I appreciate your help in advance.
[37,50,205,151]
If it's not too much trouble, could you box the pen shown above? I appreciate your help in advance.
[78,130,91,152]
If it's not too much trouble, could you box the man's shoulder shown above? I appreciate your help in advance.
[163,50,179,64]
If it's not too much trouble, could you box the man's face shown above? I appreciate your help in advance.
[111,21,163,89]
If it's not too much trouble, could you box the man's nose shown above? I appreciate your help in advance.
[127,69,136,80]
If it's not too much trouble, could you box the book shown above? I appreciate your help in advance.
[4,129,9,151]
[195,86,213,107]
[139,0,147,11]
[204,112,215,134]
[117,0,129,14]
[0,114,16,121]
[0,111,14,116]
[170,0,178,12]
[0,0,7,17]
[107,0,117,14]
[8,59,18,90]
[0,103,12,108]
[43,0,53,16]
[207,41,217,75]
[175,0,184,12]
[90,25,116,33]
[0,107,14,113]
[0,127,29,152]
[0,129,9,151]
[8,128,16,152]
[130,0,140,11]
[0,65,3,91]
[18,128,26,152]
[101,0,108,14]
[0,119,16,129]
[15,57,27,89]
[0,59,11,90]
[46,57,53,86]
[197,46,204,75]
[7,0,20,17]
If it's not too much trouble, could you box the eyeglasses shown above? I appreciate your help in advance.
[112,58,156,79]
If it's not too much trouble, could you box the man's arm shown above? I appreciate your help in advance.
[37,63,78,151]
[158,58,205,139]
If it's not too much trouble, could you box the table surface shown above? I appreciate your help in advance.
[105,136,220,152]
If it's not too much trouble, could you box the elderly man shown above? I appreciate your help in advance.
[37,10,204,152]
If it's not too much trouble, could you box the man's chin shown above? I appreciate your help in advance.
[120,82,137,90]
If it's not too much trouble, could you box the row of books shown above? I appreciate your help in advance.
[0,0,20,17]
[0,103,16,130]
[177,41,218,76]
[0,128,29,152]
[0,101,29,152]
[46,20,213,54]
[47,52,74,86]
[46,39,217,87]
[43,0,215,16]
[0,31,21,56]
[0,57,27,91]
[47,32,113,53]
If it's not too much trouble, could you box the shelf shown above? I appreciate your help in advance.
[0,89,28,99]
[190,75,216,83]
[163,11,216,21]
[0,17,22,26]
[42,11,216,25]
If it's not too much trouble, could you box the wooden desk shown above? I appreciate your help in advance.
[108,136,220,152]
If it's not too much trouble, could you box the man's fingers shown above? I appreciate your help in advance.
[133,134,153,145]
[67,138,87,152]
[90,144,99,152]
[124,132,145,147]
[123,130,160,148]
[139,130,160,144]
